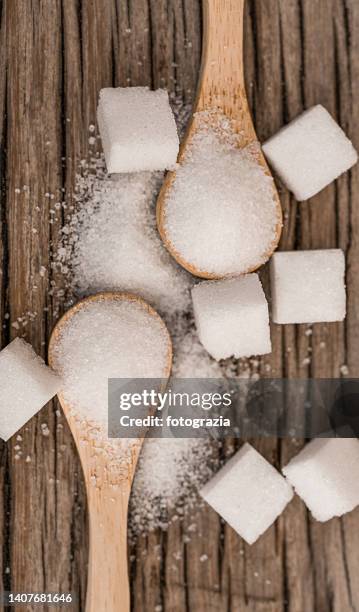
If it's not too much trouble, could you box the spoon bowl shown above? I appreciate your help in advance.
[48,291,172,612]
[157,0,282,279]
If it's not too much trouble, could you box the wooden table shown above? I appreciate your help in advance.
[0,1,358,610]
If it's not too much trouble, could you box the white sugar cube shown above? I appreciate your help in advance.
[97,86,179,174]
[200,443,294,544]
[192,274,271,360]
[270,249,346,324]
[283,438,359,522]
[263,105,358,201]
[0,339,61,441]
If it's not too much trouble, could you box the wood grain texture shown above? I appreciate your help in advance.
[0,1,357,611]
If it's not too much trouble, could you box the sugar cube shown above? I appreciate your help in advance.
[270,249,346,324]
[192,274,271,360]
[263,105,358,201]
[97,87,179,173]
[283,438,359,522]
[0,339,61,441]
[200,443,294,544]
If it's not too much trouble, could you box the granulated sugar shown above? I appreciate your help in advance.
[128,325,224,535]
[172,325,222,378]
[53,108,250,535]
[56,166,191,319]
[163,111,279,276]
[52,298,171,427]
[129,437,216,535]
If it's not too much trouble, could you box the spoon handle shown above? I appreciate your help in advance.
[197,0,255,139]
[86,480,131,612]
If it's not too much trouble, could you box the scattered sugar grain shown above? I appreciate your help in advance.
[41,423,50,437]
[163,111,279,276]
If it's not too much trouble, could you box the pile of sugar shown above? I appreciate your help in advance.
[51,299,170,428]
[163,111,279,276]
[129,437,217,536]
[56,167,191,319]
[54,144,229,534]
[172,324,222,378]
[128,325,224,534]
[53,107,252,536]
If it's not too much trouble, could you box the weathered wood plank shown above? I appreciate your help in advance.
[0,0,8,605]
[3,1,87,610]
[0,1,358,611]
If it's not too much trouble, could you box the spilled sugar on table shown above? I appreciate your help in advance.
[0,1,358,611]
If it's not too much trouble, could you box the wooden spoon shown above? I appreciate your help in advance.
[157,0,282,279]
[48,292,172,612]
